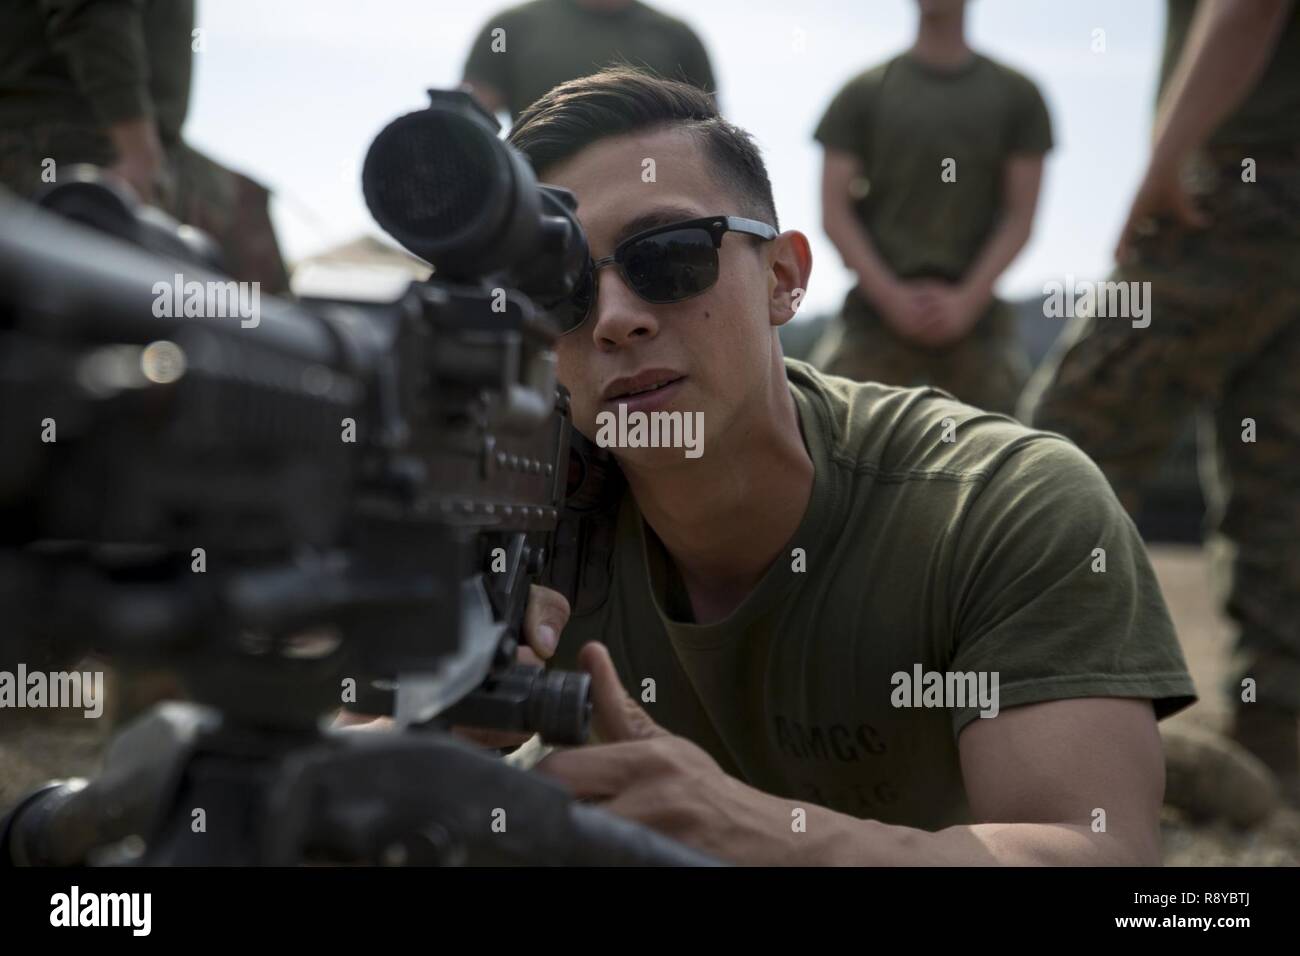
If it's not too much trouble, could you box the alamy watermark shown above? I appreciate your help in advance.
[0,663,104,718]
[595,404,704,459]
[50,886,151,935]
[890,664,1000,718]
[1042,275,1151,329]
[152,272,261,328]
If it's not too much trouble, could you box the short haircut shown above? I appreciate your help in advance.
[507,66,779,229]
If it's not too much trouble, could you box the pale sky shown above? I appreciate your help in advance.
[186,0,1167,319]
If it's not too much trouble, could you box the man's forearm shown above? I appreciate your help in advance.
[793,805,1154,866]
[959,210,1033,304]
[824,205,900,307]
[105,116,165,201]
[106,116,161,157]
[1151,0,1293,170]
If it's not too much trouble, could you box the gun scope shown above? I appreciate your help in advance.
[361,89,588,315]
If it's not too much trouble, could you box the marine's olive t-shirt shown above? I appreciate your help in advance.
[550,361,1196,830]
[1161,0,1300,147]
[462,0,716,119]
[0,0,195,142]
[814,53,1053,293]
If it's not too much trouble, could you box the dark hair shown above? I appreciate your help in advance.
[507,67,779,229]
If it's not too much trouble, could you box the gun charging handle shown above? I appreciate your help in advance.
[438,644,592,746]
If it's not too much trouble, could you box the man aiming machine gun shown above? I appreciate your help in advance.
[0,90,714,866]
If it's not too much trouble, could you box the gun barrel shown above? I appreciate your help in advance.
[0,192,340,365]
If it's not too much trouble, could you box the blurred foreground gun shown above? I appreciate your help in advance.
[0,91,706,866]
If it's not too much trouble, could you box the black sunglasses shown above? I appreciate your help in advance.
[560,215,778,334]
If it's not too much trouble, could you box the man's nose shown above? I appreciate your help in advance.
[589,266,659,350]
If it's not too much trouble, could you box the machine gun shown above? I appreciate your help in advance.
[0,90,709,866]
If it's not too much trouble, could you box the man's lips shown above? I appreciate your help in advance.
[601,369,686,401]
[600,375,686,415]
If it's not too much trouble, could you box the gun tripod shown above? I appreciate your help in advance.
[1,702,720,866]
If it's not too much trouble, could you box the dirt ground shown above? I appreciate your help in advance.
[2,543,1296,865]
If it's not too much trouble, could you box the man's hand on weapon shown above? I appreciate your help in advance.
[534,642,803,865]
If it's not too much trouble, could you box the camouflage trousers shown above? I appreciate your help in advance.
[1020,143,1300,713]
[808,291,1030,417]
[0,121,289,294]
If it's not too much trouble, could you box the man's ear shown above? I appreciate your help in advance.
[766,230,813,328]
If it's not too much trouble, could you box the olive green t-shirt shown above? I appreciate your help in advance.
[814,53,1052,295]
[550,360,1195,830]
[462,0,716,119]
[0,0,195,143]
[1161,0,1300,147]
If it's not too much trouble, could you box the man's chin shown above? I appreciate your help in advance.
[610,444,706,472]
